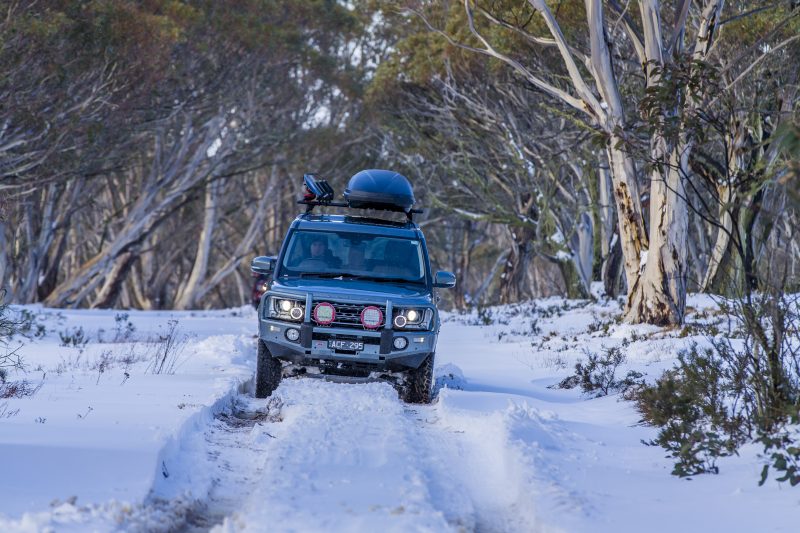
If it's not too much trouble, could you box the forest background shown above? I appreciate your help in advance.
[1,0,799,327]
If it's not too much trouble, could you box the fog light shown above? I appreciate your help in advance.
[393,315,407,328]
[289,306,304,320]
[313,302,336,325]
[285,328,300,342]
[393,337,408,350]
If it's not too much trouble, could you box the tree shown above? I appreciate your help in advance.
[404,0,783,324]
[371,60,597,301]
[1,0,370,309]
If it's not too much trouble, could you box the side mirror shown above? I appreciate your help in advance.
[251,256,277,275]
[433,270,456,289]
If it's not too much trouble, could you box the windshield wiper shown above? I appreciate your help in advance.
[297,272,347,278]
[295,272,423,284]
[346,275,423,285]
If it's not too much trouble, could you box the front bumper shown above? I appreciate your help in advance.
[258,318,436,371]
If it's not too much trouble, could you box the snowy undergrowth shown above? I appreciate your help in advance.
[1,292,798,532]
[0,306,256,531]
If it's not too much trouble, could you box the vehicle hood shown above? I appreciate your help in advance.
[270,278,434,306]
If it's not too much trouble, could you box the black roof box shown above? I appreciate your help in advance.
[344,169,415,212]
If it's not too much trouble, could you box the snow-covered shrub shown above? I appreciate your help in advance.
[1,292,33,401]
[113,313,136,342]
[14,309,47,339]
[0,291,24,377]
[758,418,800,486]
[59,326,89,350]
[1,379,42,399]
[147,320,187,375]
[636,344,743,477]
[570,346,643,398]
[586,316,615,336]
[638,291,800,484]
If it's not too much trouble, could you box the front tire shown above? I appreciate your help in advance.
[255,340,282,398]
[401,354,434,404]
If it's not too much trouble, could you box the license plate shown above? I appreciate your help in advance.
[327,339,364,352]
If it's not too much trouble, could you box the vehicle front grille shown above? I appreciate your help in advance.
[312,300,386,329]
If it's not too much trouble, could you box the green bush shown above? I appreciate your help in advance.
[571,346,643,398]
[636,344,744,477]
[636,291,800,483]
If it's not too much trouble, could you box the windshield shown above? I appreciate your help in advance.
[279,230,426,284]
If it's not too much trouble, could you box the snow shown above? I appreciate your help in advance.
[555,250,572,261]
[207,138,222,158]
[1,297,798,532]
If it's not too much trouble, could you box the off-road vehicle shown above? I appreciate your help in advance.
[251,170,455,403]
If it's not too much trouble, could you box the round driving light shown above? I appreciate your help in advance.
[313,302,336,325]
[285,328,300,342]
[406,309,419,322]
[279,299,292,312]
[393,315,407,328]
[393,337,408,350]
[360,306,384,329]
[289,306,304,320]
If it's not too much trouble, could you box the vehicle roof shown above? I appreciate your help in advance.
[293,214,422,239]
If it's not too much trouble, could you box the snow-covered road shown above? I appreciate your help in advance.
[2,296,798,532]
[140,378,546,532]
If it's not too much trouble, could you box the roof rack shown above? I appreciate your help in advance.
[298,171,424,222]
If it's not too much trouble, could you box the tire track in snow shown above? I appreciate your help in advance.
[210,379,545,532]
[128,378,550,532]
[115,381,279,533]
[173,397,281,532]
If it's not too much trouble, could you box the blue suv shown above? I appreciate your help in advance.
[251,170,455,403]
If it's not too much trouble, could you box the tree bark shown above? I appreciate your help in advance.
[474,249,510,305]
[602,234,625,298]
[499,226,535,304]
[174,178,222,309]
[92,252,137,308]
[44,115,231,307]
[625,149,690,324]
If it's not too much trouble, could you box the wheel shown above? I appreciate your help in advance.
[255,340,282,398]
[401,354,434,404]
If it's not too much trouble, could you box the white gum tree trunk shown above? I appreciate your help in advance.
[174,164,278,310]
[44,115,232,308]
[174,178,222,310]
[435,0,729,323]
[597,162,614,260]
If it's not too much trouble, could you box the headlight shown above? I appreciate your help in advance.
[393,308,433,330]
[268,296,305,321]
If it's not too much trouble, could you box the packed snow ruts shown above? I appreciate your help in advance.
[130,378,545,533]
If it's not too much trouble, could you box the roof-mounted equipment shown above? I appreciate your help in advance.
[302,174,335,203]
[298,169,423,221]
[344,169,415,212]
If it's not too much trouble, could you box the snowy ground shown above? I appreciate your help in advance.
[1,293,797,532]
